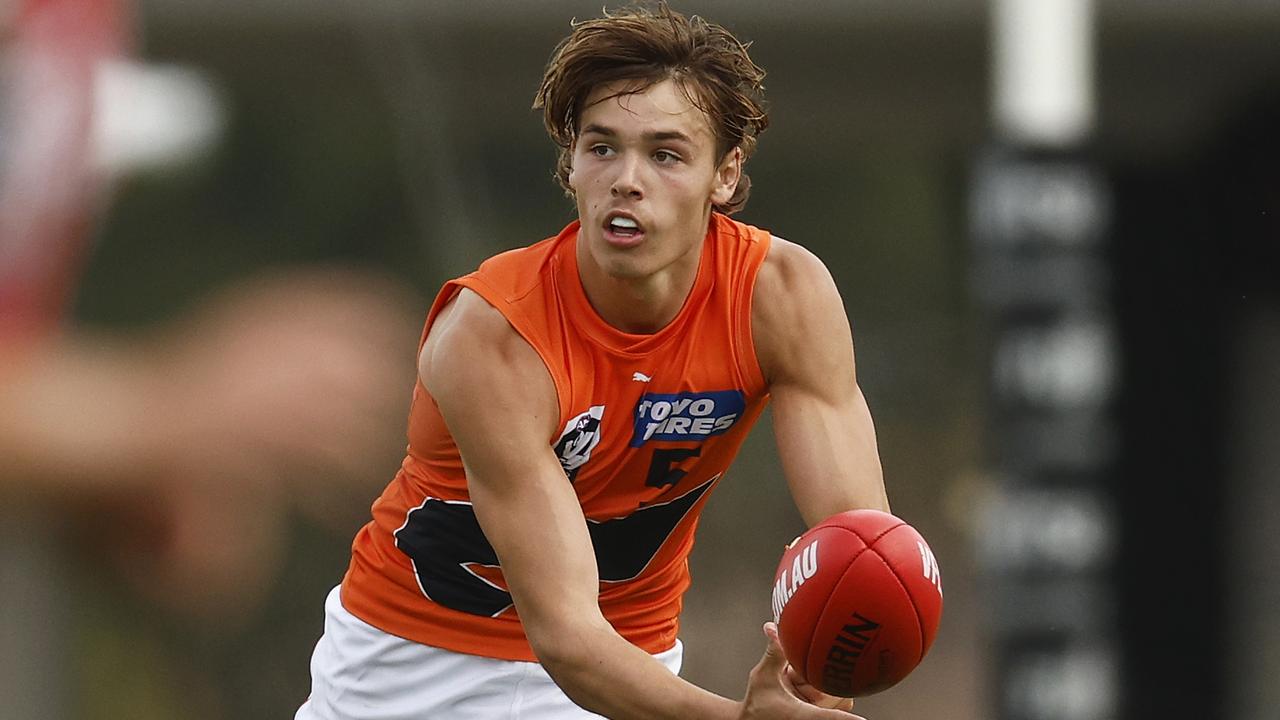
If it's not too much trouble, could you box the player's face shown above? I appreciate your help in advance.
[568,78,741,282]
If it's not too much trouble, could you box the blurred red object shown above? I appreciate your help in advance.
[0,0,131,341]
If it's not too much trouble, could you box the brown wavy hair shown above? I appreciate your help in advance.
[533,2,769,215]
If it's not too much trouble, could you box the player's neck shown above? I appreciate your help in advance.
[577,242,702,335]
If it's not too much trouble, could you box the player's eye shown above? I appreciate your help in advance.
[653,150,680,164]
[590,144,614,158]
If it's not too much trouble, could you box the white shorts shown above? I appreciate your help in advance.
[295,586,683,720]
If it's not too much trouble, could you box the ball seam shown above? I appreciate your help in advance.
[797,527,870,682]
[866,540,928,663]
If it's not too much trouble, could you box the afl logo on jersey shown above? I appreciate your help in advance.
[554,405,605,481]
[630,390,746,447]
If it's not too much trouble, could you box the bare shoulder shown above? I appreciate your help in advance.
[419,288,558,433]
[752,236,852,386]
[753,237,840,321]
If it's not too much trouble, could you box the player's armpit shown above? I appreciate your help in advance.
[752,239,889,524]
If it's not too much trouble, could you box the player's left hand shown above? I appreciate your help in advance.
[782,663,856,713]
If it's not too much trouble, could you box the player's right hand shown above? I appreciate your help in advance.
[739,622,866,719]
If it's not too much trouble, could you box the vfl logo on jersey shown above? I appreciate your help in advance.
[630,390,745,447]
[554,405,605,481]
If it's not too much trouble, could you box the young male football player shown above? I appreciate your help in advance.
[298,4,889,718]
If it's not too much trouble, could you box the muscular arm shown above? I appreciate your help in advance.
[753,238,889,525]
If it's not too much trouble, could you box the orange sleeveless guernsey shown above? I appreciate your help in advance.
[342,213,773,661]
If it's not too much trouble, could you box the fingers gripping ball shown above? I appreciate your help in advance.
[770,509,943,698]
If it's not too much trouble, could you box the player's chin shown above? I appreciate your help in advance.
[593,248,655,280]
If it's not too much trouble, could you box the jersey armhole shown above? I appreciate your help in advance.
[440,275,569,431]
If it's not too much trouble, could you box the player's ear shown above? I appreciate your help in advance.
[565,142,579,191]
[711,146,742,207]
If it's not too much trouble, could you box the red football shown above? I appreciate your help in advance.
[770,509,943,698]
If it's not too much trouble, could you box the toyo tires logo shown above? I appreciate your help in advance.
[630,390,745,447]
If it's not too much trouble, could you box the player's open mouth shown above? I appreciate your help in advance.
[604,213,645,245]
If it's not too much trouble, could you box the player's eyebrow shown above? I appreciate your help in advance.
[580,123,615,137]
[648,130,694,144]
[580,124,695,145]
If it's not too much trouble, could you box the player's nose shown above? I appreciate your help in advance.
[610,154,643,199]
